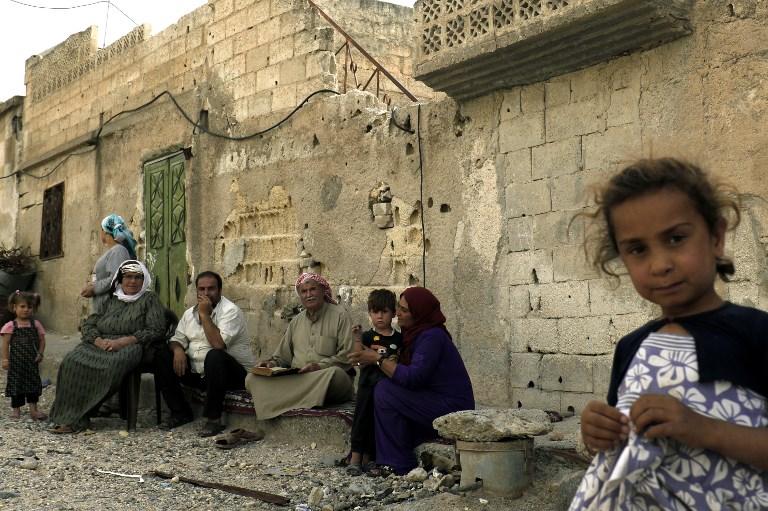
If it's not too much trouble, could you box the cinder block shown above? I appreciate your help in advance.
[246,45,269,72]
[306,52,335,77]
[557,316,613,355]
[546,100,604,142]
[607,86,640,127]
[538,281,590,318]
[504,148,531,183]
[243,0,270,24]
[213,40,234,65]
[233,28,260,55]
[256,64,280,91]
[232,73,255,100]
[609,313,652,345]
[509,352,543,388]
[294,27,333,54]
[570,70,601,103]
[248,91,272,117]
[592,355,614,395]
[540,354,593,393]
[551,172,589,210]
[553,244,598,282]
[279,9,312,38]
[533,210,584,249]
[500,87,521,121]
[507,249,553,286]
[257,17,281,46]
[499,112,545,153]
[582,124,641,171]
[545,79,570,107]
[270,0,300,17]
[521,83,545,113]
[532,137,581,179]
[506,180,551,218]
[512,318,558,354]
[507,216,533,253]
[226,10,251,37]
[269,36,294,64]
[509,285,532,319]
[510,387,561,411]
[278,55,306,84]
[272,84,297,110]
[589,278,649,316]
[464,348,511,407]
[212,0,234,21]
[560,392,602,415]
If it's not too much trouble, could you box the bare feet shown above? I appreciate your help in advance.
[10,408,21,420]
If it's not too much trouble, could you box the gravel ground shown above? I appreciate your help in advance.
[0,371,585,511]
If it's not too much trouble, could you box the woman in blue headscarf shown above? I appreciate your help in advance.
[80,214,138,314]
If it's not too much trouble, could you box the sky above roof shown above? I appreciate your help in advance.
[0,0,415,102]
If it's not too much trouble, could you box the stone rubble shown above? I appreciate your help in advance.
[0,371,583,510]
[433,409,554,442]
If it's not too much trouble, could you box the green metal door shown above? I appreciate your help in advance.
[144,153,187,319]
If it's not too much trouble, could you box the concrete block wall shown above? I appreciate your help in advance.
[0,98,22,246]
[498,1,768,411]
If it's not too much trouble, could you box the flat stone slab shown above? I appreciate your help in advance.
[433,408,553,442]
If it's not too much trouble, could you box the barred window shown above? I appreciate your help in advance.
[40,182,64,260]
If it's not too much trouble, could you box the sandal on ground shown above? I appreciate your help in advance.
[214,428,264,449]
[366,464,394,478]
[198,421,226,438]
[345,463,363,476]
[362,461,377,473]
[49,425,77,434]
[31,411,48,421]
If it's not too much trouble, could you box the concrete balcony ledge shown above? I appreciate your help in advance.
[414,0,693,100]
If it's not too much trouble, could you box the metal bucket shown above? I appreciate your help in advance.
[457,438,534,497]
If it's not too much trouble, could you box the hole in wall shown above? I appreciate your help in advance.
[312,134,319,147]
[408,274,419,285]
[526,346,532,352]
[424,238,431,255]
[427,197,433,208]
[527,381,534,388]
[558,376,563,384]
[517,401,523,408]
[366,125,373,133]
[390,241,395,249]
[532,269,539,284]
[567,405,575,414]
[405,142,414,155]
[727,3,735,16]
[440,204,451,213]
[186,26,190,33]
[304,224,309,229]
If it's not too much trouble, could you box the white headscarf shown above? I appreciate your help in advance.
[110,260,152,303]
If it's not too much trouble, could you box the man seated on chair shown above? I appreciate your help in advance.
[244,272,354,419]
[155,271,254,437]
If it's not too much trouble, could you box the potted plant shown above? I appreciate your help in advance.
[0,245,37,297]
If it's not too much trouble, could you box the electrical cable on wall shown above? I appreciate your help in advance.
[7,0,138,25]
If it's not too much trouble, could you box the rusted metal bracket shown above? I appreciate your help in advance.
[307,0,418,104]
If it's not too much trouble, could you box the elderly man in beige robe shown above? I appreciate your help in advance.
[245,273,354,419]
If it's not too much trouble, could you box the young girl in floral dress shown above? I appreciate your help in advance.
[571,158,768,510]
[1,291,47,421]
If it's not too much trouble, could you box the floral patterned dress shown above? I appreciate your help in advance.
[570,332,768,510]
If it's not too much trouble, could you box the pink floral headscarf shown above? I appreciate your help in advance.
[294,272,338,305]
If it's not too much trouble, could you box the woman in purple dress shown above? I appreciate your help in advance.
[349,287,474,476]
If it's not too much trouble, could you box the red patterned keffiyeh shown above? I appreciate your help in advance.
[294,272,338,304]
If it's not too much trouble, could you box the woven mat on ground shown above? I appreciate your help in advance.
[182,386,356,426]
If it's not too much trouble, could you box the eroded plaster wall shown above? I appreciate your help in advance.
[5,0,768,411]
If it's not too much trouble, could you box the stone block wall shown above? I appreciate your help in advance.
[3,0,768,415]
